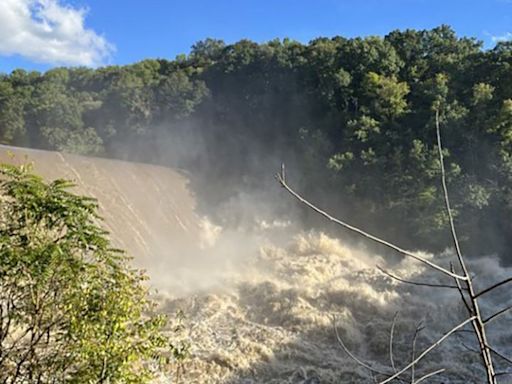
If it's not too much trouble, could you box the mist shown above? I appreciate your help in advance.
[2,27,512,383]
[3,134,512,383]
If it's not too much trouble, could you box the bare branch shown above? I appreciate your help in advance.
[277,108,501,383]
[435,108,469,282]
[276,170,467,281]
[412,368,445,384]
[495,371,512,377]
[410,322,424,384]
[475,277,512,299]
[450,263,472,314]
[489,346,512,366]
[389,312,399,374]
[461,342,480,355]
[435,108,498,381]
[377,316,477,384]
[332,315,390,377]
[484,305,512,325]
[376,266,465,290]
[454,329,473,334]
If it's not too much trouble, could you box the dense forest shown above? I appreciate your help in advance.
[1,25,512,260]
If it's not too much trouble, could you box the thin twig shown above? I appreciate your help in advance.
[390,312,399,374]
[461,342,480,355]
[331,315,390,377]
[454,329,473,334]
[276,171,467,281]
[410,322,424,384]
[489,346,512,366]
[377,316,476,384]
[475,277,512,299]
[450,263,472,314]
[412,368,445,384]
[377,265,465,290]
[435,109,468,289]
[495,371,512,377]
[484,304,512,324]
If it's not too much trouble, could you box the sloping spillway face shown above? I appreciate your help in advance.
[0,145,205,290]
[2,146,511,383]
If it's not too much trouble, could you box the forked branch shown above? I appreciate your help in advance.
[377,316,476,384]
[277,106,505,383]
[435,109,468,281]
[332,315,390,377]
[484,305,512,325]
[276,168,467,281]
[489,346,512,366]
[376,266,464,290]
[476,277,512,299]
[435,108,496,382]
[412,368,445,384]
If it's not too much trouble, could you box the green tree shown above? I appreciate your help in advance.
[1,26,512,257]
[363,72,410,120]
[0,163,166,383]
[27,69,103,155]
[0,79,26,144]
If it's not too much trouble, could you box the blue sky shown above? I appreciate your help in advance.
[0,0,511,73]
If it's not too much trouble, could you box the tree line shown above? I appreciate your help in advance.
[1,25,512,259]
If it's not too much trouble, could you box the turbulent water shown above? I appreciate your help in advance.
[2,146,511,383]
[157,234,512,383]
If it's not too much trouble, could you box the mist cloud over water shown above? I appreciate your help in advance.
[158,231,512,383]
[2,145,511,383]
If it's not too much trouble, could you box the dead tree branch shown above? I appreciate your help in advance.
[435,109,496,382]
[412,368,445,384]
[377,316,476,384]
[332,315,389,377]
[484,305,512,325]
[489,346,512,366]
[389,312,399,374]
[276,167,467,281]
[376,266,464,290]
[476,277,512,299]
[450,263,472,314]
[410,322,424,383]
[277,107,508,383]
[435,109,468,286]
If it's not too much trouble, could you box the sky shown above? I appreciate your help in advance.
[0,0,511,73]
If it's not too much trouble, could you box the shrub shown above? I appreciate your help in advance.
[0,163,166,383]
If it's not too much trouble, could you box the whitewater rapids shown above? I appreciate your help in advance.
[1,146,511,383]
[156,230,512,383]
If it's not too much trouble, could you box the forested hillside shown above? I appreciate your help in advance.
[1,25,512,259]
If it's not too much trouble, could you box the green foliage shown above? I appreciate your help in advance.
[472,83,494,105]
[0,80,26,144]
[494,99,512,146]
[2,25,512,255]
[363,72,410,119]
[0,163,167,383]
[349,115,380,143]
[41,126,104,155]
[156,71,209,120]
[328,152,354,172]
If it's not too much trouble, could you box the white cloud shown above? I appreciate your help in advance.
[0,0,114,67]
[491,32,512,43]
